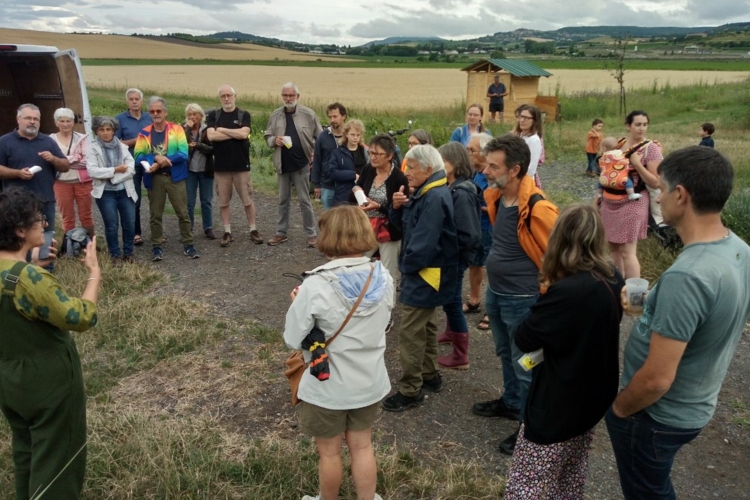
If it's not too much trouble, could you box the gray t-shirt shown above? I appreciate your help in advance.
[486,200,539,295]
[621,232,750,429]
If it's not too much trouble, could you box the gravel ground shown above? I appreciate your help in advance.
[100,160,749,499]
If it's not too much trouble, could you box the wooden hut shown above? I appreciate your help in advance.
[461,59,559,123]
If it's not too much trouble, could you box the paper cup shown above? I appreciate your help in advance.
[354,190,368,206]
[140,160,152,172]
[282,136,292,149]
[625,278,649,314]
[29,165,42,174]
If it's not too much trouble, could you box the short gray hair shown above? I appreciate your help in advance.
[148,96,168,110]
[217,85,236,96]
[125,88,143,99]
[54,108,75,121]
[470,132,493,150]
[184,103,205,122]
[281,82,300,94]
[404,144,444,173]
[92,115,119,133]
[17,103,40,118]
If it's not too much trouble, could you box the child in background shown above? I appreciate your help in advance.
[699,123,715,148]
[596,136,642,202]
[585,119,604,177]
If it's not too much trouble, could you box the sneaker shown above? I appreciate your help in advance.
[151,247,163,261]
[498,429,520,455]
[249,230,264,245]
[204,228,216,240]
[628,193,642,201]
[471,398,520,420]
[306,236,318,248]
[220,232,235,247]
[184,245,200,259]
[381,391,424,412]
[422,373,443,393]
[267,234,288,246]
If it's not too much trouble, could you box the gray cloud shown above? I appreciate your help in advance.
[309,23,341,38]
[349,11,491,38]
[685,0,750,21]
[90,5,122,10]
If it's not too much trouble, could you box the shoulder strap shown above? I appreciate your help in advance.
[623,140,651,159]
[2,261,29,294]
[327,265,374,348]
[525,193,544,230]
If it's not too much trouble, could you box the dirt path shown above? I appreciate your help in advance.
[127,180,750,499]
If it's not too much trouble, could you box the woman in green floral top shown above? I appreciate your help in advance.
[0,187,100,500]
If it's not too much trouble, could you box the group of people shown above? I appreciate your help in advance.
[283,104,749,500]
[0,83,748,500]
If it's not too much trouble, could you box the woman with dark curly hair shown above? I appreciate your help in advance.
[0,187,100,500]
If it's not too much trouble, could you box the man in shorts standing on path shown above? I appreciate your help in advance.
[487,75,508,123]
[264,82,322,248]
[206,85,263,247]
[606,146,750,499]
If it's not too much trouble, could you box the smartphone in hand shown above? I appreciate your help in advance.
[38,230,55,260]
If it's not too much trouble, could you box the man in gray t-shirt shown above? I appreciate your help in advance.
[606,146,750,500]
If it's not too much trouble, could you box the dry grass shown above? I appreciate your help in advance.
[0,28,350,62]
[83,66,749,111]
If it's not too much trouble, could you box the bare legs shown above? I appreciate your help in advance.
[467,265,483,307]
[315,428,377,500]
[609,241,640,279]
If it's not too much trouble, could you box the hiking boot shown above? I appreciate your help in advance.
[306,236,318,248]
[249,229,264,244]
[220,232,235,247]
[438,332,470,370]
[122,255,137,264]
[422,373,443,393]
[204,228,217,240]
[381,391,424,412]
[267,234,288,246]
[472,398,520,420]
[110,256,122,266]
[184,245,200,259]
[498,428,520,455]
[151,247,163,261]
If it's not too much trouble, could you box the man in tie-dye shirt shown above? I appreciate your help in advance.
[134,96,198,261]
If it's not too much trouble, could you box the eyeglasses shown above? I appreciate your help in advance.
[467,147,481,154]
[149,109,164,115]
[33,215,47,226]
[281,94,297,98]
[519,115,534,120]
[219,94,234,99]
[369,152,388,158]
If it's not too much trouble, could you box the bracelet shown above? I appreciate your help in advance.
[87,277,100,281]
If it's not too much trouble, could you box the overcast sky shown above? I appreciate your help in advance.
[1,0,748,45]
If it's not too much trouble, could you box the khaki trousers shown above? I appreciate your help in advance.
[398,305,439,397]
[149,174,193,246]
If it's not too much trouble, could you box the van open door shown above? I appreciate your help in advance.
[55,49,91,135]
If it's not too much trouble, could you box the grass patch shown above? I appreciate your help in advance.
[729,399,750,430]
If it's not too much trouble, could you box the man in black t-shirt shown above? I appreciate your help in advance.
[206,84,263,247]
[487,75,508,123]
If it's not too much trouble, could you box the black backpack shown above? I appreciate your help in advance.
[61,228,91,258]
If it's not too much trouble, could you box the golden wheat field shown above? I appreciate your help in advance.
[82,65,750,110]
[0,28,351,62]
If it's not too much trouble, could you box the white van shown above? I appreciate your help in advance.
[0,44,91,135]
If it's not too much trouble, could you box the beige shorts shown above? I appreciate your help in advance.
[299,401,380,438]
[214,171,254,207]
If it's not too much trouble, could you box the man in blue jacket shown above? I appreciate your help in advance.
[382,144,459,412]
[311,102,347,210]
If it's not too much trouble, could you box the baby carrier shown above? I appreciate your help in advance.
[598,139,650,201]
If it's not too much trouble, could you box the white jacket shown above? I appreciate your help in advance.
[284,257,393,410]
[87,139,138,202]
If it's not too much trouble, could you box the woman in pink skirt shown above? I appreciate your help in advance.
[598,110,662,279]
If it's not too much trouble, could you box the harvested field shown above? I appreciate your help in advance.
[83,65,750,110]
[0,28,351,62]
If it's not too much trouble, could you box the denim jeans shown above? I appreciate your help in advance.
[133,163,144,236]
[485,287,538,421]
[442,260,469,332]
[605,408,702,500]
[185,171,214,231]
[320,187,335,211]
[586,153,599,174]
[40,201,56,272]
[95,190,136,257]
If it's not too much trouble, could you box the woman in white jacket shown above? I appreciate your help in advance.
[87,116,137,263]
[285,205,394,500]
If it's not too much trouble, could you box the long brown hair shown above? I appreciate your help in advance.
[512,104,543,139]
[540,204,615,286]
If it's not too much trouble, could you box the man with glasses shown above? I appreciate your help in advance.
[207,84,263,247]
[134,97,198,261]
[264,82,323,247]
[115,89,152,246]
[0,104,70,243]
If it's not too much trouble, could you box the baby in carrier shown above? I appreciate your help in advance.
[596,136,643,202]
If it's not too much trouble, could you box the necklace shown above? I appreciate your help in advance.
[502,195,518,207]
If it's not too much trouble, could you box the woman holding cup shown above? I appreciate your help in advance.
[504,204,624,499]
[353,134,409,290]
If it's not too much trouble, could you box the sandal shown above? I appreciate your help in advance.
[134,235,143,246]
[462,299,481,314]
[477,316,490,330]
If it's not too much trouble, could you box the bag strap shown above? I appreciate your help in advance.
[327,265,374,348]
[2,261,29,295]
